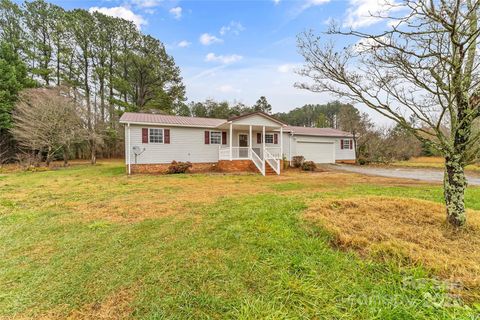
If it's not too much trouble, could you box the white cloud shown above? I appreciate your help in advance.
[89,6,146,29]
[277,63,298,73]
[219,21,245,36]
[131,0,161,8]
[344,0,400,28]
[290,0,331,19]
[183,63,392,125]
[199,33,223,45]
[169,6,182,19]
[178,40,191,48]
[218,85,241,93]
[273,0,281,4]
[302,0,331,11]
[205,53,243,64]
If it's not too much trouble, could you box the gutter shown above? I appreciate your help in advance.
[119,120,225,129]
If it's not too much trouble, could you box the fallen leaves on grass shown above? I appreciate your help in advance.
[304,197,480,300]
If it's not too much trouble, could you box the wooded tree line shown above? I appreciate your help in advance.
[276,101,426,163]
[182,98,424,163]
[179,96,273,119]
[0,0,185,164]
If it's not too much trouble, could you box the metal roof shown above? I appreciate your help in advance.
[119,112,353,137]
[119,112,226,127]
[285,126,353,138]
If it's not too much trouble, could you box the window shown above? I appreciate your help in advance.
[210,131,222,144]
[342,139,351,149]
[265,133,274,144]
[149,128,164,143]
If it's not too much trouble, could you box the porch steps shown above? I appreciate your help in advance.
[264,161,277,176]
[248,160,277,175]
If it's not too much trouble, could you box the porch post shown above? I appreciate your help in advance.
[280,126,283,159]
[280,126,283,174]
[262,125,265,159]
[249,125,252,159]
[229,122,233,161]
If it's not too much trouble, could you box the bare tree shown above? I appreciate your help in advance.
[337,106,372,161]
[11,87,85,166]
[297,0,480,227]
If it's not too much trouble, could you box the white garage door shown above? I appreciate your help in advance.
[296,141,335,164]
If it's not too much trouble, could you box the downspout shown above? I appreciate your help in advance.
[289,132,293,166]
[127,123,131,175]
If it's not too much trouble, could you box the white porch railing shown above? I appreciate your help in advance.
[265,149,280,175]
[251,149,265,175]
[219,147,250,160]
[265,147,281,160]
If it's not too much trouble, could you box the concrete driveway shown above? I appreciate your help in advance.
[328,164,480,186]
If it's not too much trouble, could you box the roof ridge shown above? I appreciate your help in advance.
[123,112,227,122]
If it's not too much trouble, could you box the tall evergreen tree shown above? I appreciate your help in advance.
[253,96,272,114]
[0,42,34,130]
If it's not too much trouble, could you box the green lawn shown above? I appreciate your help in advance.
[0,162,479,319]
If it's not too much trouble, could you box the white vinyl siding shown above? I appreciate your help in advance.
[335,138,355,160]
[123,124,354,165]
[127,125,222,164]
[230,114,282,127]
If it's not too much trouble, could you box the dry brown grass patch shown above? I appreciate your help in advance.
[64,174,272,222]
[66,288,135,320]
[304,196,480,299]
[62,171,430,222]
[3,288,136,320]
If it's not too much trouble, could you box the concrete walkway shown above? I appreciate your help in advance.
[328,164,480,186]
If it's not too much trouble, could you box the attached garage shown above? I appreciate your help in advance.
[295,140,335,164]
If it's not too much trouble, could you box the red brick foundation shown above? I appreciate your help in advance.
[129,162,218,174]
[128,160,285,174]
[217,160,258,173]
[335,159,356,164]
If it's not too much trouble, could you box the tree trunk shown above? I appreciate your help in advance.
[63,146,69,167]
[90,139,96,165]
[45,147,52,167]
[444,155,467,227]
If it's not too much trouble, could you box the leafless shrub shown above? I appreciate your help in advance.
[292,156,305,168]
[11,87,87,167]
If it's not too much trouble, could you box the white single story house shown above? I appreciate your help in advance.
[119,111,355,175]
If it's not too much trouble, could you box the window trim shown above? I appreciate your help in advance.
[149,128,164,144]
[209,131,222,145]
[265,133,274,144]
[342,139,351,149]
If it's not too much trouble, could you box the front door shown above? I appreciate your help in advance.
[239,134,248,147]
[238,134,248,158]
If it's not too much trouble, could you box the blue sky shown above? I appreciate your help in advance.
[40,0,391,122]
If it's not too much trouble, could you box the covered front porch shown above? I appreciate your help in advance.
[216,113,286,176]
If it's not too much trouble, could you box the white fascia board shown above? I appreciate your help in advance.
[119,121,225,129]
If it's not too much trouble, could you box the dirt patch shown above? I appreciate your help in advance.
[304,197,480,300]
